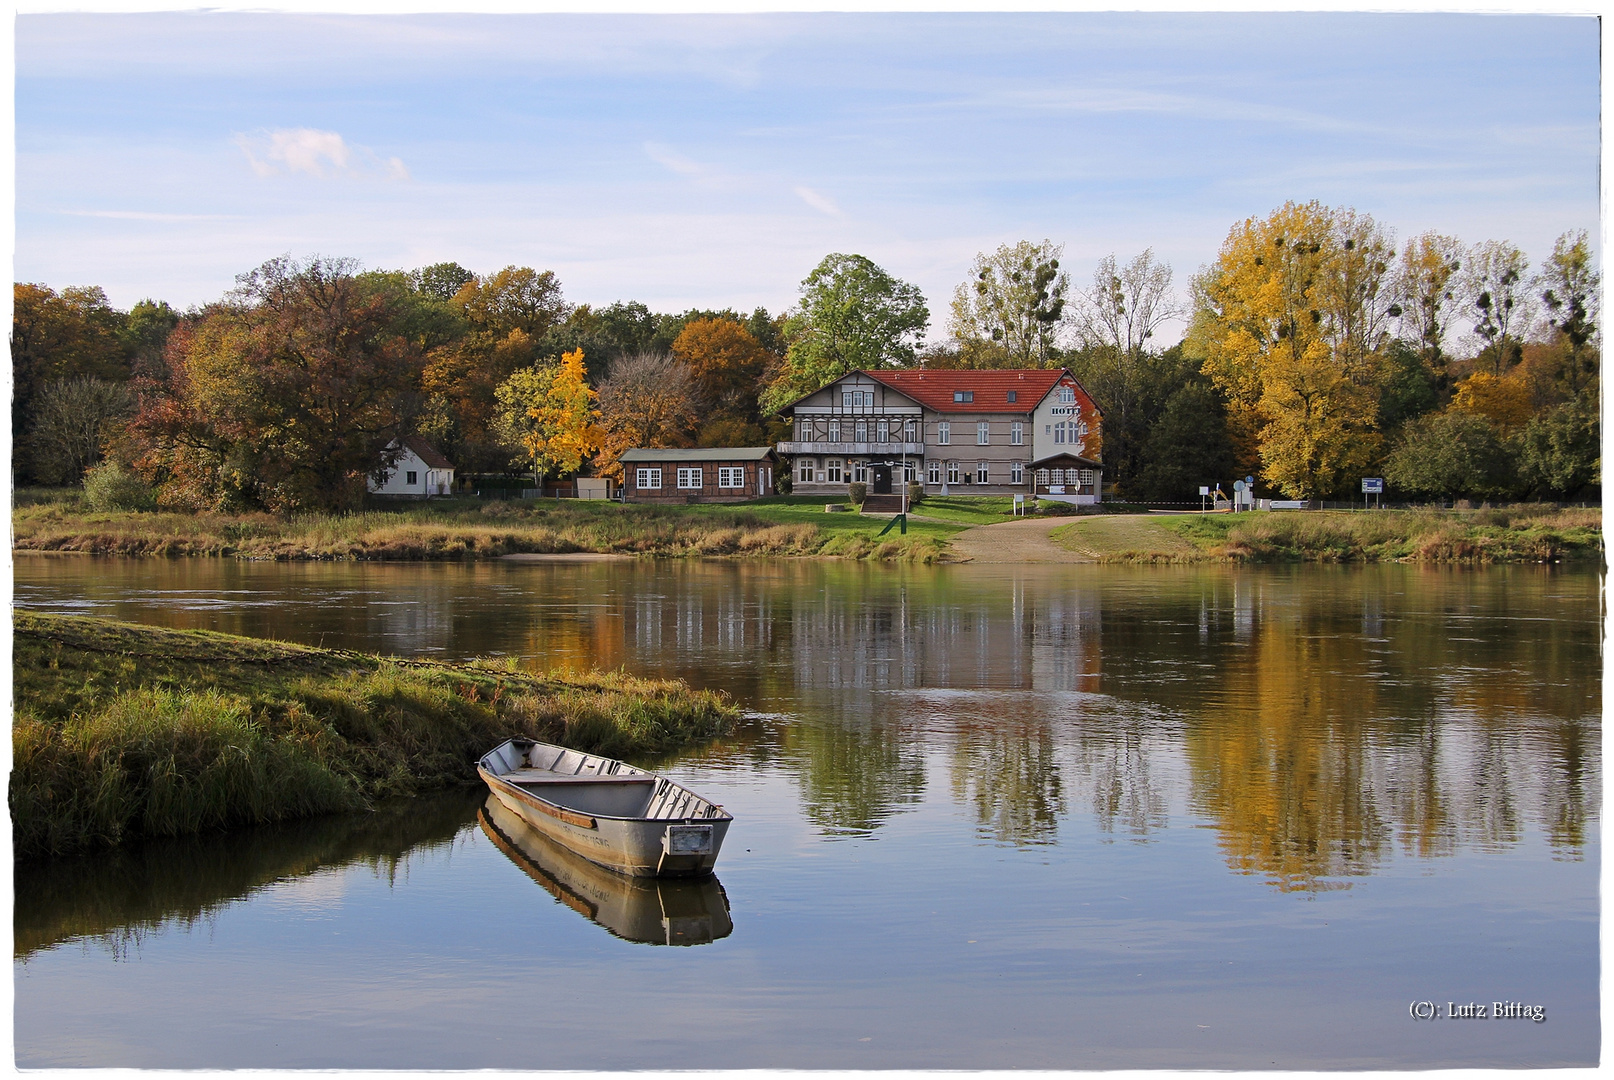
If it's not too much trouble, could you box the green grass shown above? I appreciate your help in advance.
[12,490,960,563]
[13,612,739,859]
[1157,506,1604,563]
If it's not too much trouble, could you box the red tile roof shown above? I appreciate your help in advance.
[402,435,454,470]
[863,368,1092,414]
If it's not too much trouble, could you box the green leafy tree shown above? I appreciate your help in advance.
[1384,411,1514,500]
[494,348,602,483]
[1131,381,1238,502]
[1514,399,1599,499]
[761,254,928,414]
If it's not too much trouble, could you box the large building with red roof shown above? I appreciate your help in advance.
[775,368,1103,504]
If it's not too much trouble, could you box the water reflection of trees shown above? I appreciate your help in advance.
[780,721,927,837]
[949,719,1065,846]
[1175,570,1600,891]
[14,789,484,960]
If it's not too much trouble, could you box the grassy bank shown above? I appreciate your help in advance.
[1052,506,1604,563]
[12,490,955,563]
[13,612,739,859]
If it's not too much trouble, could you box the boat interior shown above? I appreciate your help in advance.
[483,740,729,821]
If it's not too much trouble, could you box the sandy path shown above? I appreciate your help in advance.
[949,514,1207,564]
[946,516,1097,563]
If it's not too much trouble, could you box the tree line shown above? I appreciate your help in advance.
[12,201,1598,511]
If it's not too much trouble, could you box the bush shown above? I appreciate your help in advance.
[906,482,924,507]
[847,481,868,506]
[81,461,156,512]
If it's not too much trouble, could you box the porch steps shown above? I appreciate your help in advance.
[860,494,907,514]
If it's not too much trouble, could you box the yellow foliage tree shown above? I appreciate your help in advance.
[1188,201,1386,498]
[494,348,602,481]
[1451,372,1534,434]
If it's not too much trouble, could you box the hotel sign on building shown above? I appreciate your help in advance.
[775,368,1104,503]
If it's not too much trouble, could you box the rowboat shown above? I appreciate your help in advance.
[478,795,733,946]
[476,737,732,878]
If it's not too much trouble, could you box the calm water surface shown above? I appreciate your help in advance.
[13,556,1601,1068]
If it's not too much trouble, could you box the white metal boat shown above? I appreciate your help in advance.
[478,795,733,945]
[476,738,732,878]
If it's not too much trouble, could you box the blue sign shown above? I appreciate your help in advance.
[1362,478,1384,494]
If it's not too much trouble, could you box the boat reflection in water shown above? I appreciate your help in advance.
[479,796,733,946]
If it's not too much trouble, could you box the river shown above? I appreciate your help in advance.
[12,555,1601,1068]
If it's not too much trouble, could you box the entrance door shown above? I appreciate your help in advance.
[870,464,893,494]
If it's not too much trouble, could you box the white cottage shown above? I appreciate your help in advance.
[369,436,455,498]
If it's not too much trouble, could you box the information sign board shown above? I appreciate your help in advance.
[1362,478,1384,494]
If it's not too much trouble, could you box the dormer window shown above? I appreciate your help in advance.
[1006,390,1017,403]
[953,390,973,403]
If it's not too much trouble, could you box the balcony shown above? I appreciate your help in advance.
[776,441,927,456]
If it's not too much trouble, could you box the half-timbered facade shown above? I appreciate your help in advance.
[775,368,1103,503]
[619,447,776,504]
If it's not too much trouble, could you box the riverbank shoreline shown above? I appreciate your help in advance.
[11,493,957,563]
[1034,506,1603,564]
[12,612,740,860]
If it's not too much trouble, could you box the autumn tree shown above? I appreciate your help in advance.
[493,348,602,483]
[949,240,1069,367]
[1187,201,1387,498]
[671,316,775,424]
[12,283,132,477]
[126,256,426,512]
[593,351,702,479]
[760,254,928,414]
[419,265,572,472]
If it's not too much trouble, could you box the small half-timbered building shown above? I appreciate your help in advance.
[620,447,777,504]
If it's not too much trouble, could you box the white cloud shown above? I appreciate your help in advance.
[234,127,409,182]
[793,186,842,217]
[643,141,704,177]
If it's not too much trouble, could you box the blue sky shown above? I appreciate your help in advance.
[14,12,1601,346]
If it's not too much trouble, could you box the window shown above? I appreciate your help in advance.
[828,420,841,442]
[876,419,889,443]
[1078,469,1096,487]
[976,461,990,484]
[852,460,867,482]
[841,389,873,409]
[1006,390,1017,403]
[677,467,704,489]
[826,459,843,483]
[937,421,950,445]
[903,418,917,442]
[976,421,990,445]
[1054,421,1067,444]
[903,461,916,483]
[718,467,744,489]
[1058,385,1076,405]
[927,460,941,485]
[953,390,973,403]
[798,458,816,483]
[1010,461,1024,484]
[637,467,662,490]
[947,461,960,484]
[1035,468,1049,486]
[406,471,418,486]
[1011,422,1024,446]
[855,419,868,442]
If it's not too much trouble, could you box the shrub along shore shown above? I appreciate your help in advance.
[12,491,954,563]
[1051,505,1604,564]
[12,612,739,860]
